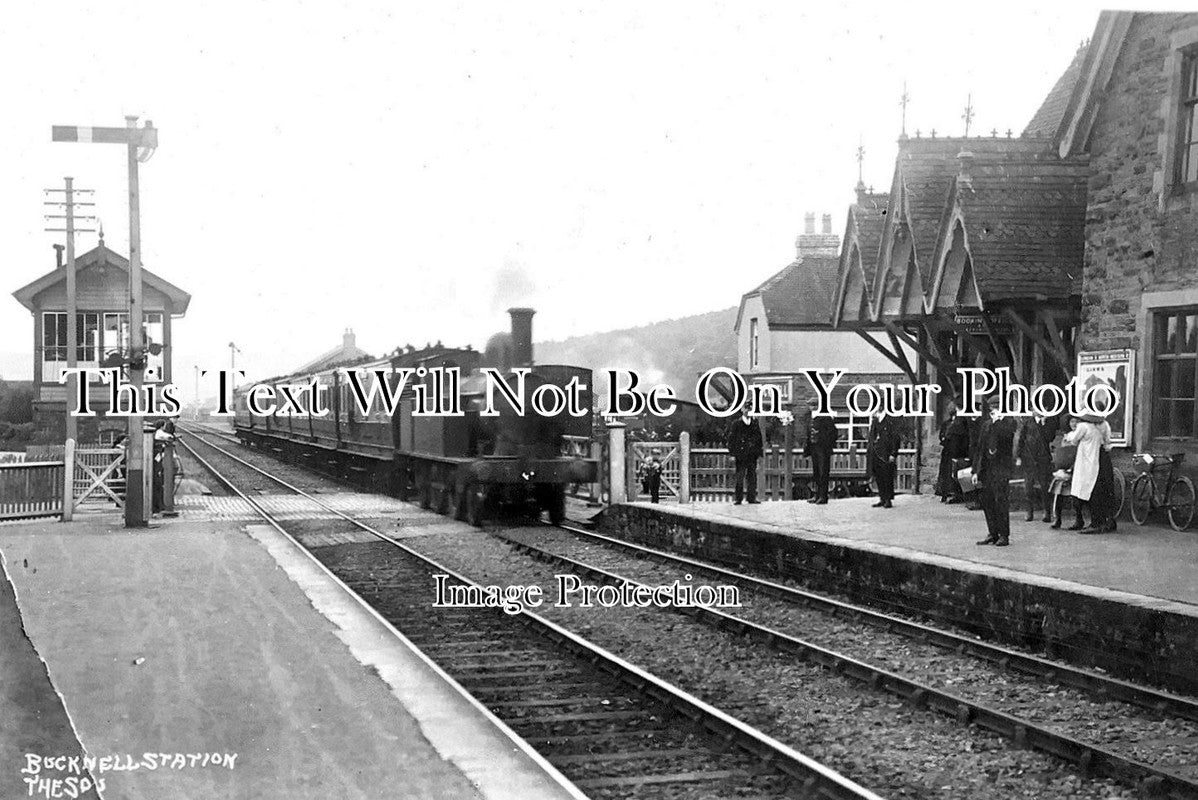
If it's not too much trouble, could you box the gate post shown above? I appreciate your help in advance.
[607,420,627,503]
[142,429,154,521]
[679,432,690,504]
[61,438,75,522]
[783,420,794,501]
[161,440,178,517]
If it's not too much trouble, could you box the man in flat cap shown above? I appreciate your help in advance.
[974,394,1019,546]
[804,395,838,505]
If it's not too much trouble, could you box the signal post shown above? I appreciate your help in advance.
[52,117,159,527]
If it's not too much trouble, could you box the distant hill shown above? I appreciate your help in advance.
[535,307,738,403]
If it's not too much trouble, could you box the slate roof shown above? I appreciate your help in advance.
[848,192,889,276]
[744,253,841,328]
[951,155,1088,301]
[295,341,372,374]
[1023,44,1089,138]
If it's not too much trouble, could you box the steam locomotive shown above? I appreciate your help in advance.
[232,308,598,525]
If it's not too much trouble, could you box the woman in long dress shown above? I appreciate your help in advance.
[1064,417,1113,531]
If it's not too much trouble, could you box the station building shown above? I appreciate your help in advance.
[830,10,1198,487]
[734,212,912,459]
[11,239,191,441]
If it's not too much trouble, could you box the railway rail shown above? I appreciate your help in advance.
[177,426,882,800]
[494,525,1198,799]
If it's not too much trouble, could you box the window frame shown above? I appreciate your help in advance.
[1150,306,1198,440]
[1175,49,1198,192]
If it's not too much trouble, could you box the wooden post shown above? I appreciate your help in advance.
[679,432,691,504]
[607,420,627,503]
[142,428,154,521]
[783,416,794,501]
[64,178,78,445]
[125,117,148,528]
[61,438,75,522]
[161,440,177,517]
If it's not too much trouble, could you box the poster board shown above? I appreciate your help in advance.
[1076,349,1135,447]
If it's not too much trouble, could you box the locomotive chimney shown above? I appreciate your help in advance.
[508,307,535,366]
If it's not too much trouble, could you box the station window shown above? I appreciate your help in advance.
[1152,308,1198,438]
[1176,51,1198,188]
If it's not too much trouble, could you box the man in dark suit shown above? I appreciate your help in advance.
[1014,413,1056,523]
[868,412,901,508]
[974,395,1019,546]
[727,406,763,505]
[804,396,838,504]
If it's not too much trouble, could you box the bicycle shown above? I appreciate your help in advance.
[1129,453,1195,531]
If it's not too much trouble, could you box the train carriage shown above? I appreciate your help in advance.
[233,308,597,525]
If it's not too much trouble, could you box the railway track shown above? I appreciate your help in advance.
[177,426,881,800]
[493,524,1198,799]
[180,423,1198,797]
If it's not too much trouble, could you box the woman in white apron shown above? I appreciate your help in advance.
[1064,416,1112,531]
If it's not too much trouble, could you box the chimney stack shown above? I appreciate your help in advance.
[508,308,535,366]
[795,211,840,259]
[53,244,64,270]
[343,328,356,349]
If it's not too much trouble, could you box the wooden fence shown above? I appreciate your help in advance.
[0,461,64,520]
[0,444,127,522]
[687,446,917,502]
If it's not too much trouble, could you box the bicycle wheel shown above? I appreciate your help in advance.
[1167,476,1196,531]
[1129,474,1154,525]
[1110,467,1126,519]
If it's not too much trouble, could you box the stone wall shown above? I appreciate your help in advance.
[1082,13,1198,456]
[601,503,1198,695]
[1084,14,1193,349]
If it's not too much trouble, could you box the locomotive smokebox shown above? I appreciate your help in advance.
[508,307,535,366]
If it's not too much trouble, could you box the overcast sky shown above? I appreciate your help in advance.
[0,1,1172,397]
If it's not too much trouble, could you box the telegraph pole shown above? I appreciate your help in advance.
[43,180,96,446]
[53,117,158,528]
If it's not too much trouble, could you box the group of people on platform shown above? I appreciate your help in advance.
[719,394,1117,548]
[935,398,1118,544]
[723,397,902,508]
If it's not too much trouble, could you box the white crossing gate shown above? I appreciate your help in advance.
[629,440,682,501]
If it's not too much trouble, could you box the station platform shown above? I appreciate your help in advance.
[599,496,1198,695]
[0,505,582,800]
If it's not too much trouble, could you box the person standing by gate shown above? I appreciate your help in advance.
[975,395,1019,546]
[868,411,900,508]
[727,405,763,505]
[805,396,838,504]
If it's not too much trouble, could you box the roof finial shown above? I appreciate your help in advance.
[97,218,105,248]
[899,81,910,138]
[855,136,866,192]
[962,93,975,138]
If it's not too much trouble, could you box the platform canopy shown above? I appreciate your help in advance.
[831,135,1089,391]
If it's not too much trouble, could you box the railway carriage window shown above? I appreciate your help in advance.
[1153,309,1198,438]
